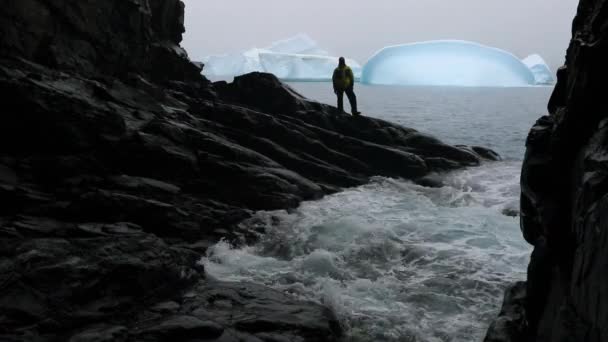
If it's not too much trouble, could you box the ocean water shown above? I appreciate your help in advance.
[202,83,553,341]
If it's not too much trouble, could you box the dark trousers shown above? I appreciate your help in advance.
[337,87,358,114]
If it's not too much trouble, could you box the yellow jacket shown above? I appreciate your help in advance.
[333,65,354,91]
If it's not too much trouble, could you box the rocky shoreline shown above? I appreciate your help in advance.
[0,1,502,341]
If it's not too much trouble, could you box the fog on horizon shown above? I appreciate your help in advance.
[182,0,579,71]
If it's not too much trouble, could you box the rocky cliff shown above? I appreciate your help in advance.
[0,1,499,341]
[0,0,200,82]
[486,0,608,341]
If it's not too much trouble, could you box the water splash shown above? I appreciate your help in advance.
[202,161,530,341]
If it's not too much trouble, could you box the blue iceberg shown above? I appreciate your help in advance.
[522,54,555,85]
[361,40,536,87]
[202,34,361,81]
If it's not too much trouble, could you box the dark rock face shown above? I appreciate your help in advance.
[0,0,200,82]
[486,1,608,341]
[484,282,527,342]
[0,0,500,341]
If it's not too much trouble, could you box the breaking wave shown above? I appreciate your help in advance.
[202,161,530,341]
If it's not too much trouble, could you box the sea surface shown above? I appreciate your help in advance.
[202,83,553,341]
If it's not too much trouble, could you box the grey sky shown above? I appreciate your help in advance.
[181,0,579,71]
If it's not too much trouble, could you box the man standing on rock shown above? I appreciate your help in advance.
[333,57,361,116]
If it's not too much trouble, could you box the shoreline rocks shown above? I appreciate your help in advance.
[1,1,500,341]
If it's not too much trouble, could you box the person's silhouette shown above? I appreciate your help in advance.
[332,57,361,116]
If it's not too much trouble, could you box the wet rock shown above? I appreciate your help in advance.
[501,208,519,217]
[484,282,527,342]
[0,232,203,340]
[151,301,181,313]
[69,190,201,238]
[184,281,342,342]
[457,145,502,162]
[414,174,445,188]
[487,1,608,341]
[135,315,224,340]
[109,175,181,195]
[69,325,128,342]
[0,288,47,324]
[10,216,70,237]
[0,164,17,184]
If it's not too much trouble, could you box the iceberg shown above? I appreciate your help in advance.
[522,54,555,85]
[202,48,265,76]
[202,34,361,81]
[259,53,361,81]
[361,40,536,87]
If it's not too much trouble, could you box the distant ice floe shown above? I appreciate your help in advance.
[522,54,555,85]
[201,34,362,81]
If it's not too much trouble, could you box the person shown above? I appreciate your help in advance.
[332,57,361,116]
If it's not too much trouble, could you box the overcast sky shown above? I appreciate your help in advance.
[181,0,579,70]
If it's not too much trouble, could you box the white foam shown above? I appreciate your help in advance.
[201,161,530,341]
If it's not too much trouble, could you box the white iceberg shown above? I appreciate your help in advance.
[202,48,265,76]
[361,40,536,87]
[522,54,555,85]
[259,52,361,81]
[202,34,361,81]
